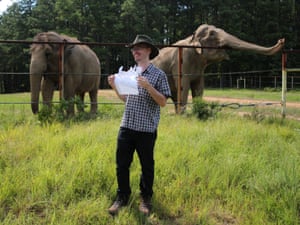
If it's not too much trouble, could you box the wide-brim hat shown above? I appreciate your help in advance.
[127,34,159,60]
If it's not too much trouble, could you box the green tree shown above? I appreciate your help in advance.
[31,0,57,34]
[0,1,35,92]
[0,0,299,92]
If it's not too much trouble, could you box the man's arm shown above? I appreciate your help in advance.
[137,76,167,107]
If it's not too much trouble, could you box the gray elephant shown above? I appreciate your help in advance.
[152,24,285,113]
[29,31,101,116]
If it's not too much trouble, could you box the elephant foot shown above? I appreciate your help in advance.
[174,104,187,114]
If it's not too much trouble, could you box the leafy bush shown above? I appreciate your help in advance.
[37,97,91,124]
[192,97,221,120]
[38,105,55,124]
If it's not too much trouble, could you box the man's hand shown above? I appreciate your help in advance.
[108,75,116,89]
[108,74,127,102]
[137,76,151,90]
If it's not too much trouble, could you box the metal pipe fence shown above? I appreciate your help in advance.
[0,39,299,118]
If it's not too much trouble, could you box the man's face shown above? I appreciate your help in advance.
[131,44,151,62]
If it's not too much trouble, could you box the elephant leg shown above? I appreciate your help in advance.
[76,93,85,113]
[191,76,204,100]
[41,79,55,107]
[89,89,98,114]
[64,85,75,116]
[172,90,178,113]
[65,98,75,116]
[167,76,178,112]
[179,77,190,113]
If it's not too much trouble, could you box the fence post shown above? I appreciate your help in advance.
[281,52,287,118]
[177,47,183,113]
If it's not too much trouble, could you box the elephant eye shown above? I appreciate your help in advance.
[45,52,50,58]
[209,30,216,37]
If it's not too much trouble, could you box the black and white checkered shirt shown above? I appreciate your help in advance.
[120,64,171,133]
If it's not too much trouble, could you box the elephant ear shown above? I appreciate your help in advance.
[64,40,75,59]
[31,32,53,54]
[62,35,79,59]
[41,32,64,56]
[190,32,202,55]
[44,32,73,56]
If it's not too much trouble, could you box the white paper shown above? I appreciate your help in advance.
[114,66,141,95]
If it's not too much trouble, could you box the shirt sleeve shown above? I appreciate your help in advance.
[158,71,172,98]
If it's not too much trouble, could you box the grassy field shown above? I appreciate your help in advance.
[205,88,300,102]
[0,90,300,225]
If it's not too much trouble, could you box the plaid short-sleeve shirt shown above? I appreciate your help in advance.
[120,64,171,133]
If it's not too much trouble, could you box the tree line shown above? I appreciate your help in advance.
[0,0,299,93]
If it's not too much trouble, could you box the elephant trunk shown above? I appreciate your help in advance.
[30,63,43,114]
[30,74,42,114]
[224,34,285,55]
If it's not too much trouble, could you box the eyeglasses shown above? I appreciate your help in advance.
[131,45,150,52]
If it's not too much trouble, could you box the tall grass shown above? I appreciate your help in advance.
[155,114,300,224]
[0,92,300,224]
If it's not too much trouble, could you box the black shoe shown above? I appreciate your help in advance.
[139,197,152,215]
[108,196,128,215]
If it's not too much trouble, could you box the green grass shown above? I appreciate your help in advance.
[0,91,300,224]
[204,88,300,102]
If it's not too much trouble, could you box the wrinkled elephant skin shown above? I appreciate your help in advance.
[29,31,101,116]
[152,24,285,113]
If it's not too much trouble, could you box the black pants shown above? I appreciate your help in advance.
[116,127,157,199]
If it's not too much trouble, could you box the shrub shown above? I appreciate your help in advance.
[192,97,221,120]
[37,97,90,124]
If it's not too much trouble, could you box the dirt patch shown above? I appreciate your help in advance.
[203,96,300,108]
[203,96,300,121]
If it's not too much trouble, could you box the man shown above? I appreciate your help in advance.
[107,34,171,216]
